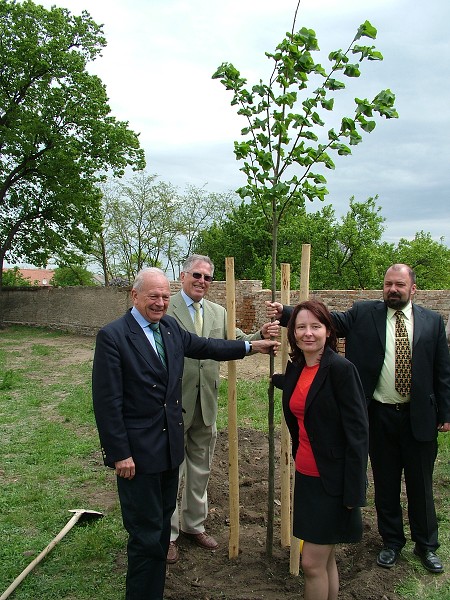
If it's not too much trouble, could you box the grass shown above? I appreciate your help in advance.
[217,378,283,431]
[0,326,449,599]
[0,327,125,599]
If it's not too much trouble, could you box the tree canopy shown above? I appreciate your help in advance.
[0,0,145,286]
[89,172,237,284]
[194,197,450,290]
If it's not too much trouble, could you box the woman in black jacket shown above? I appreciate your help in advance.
[272,300,369,600]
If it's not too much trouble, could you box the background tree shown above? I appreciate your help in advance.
[393,232,450,289]
[91,172,239,283]
[195,196,396,289]
[194,200,272,281]
[168,184,237,278]
[213,3,398,553]
[320,196,390,288]
[99,172,178,282]
[1,266,32,287]
[0,0,145,287]
[50,264,96,287]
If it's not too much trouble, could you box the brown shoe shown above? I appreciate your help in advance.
[167,541,179,564]
[181,531,219,550]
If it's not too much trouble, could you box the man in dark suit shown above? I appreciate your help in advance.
[266,264,450,574]
[92,267,279,600]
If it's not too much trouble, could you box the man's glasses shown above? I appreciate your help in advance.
[186,271,214,283]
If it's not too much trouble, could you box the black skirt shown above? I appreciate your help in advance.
[293,471,363,544]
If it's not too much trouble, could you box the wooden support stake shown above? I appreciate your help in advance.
[290,244,311,576]
[225,257,239,559]
[280,263,291,547]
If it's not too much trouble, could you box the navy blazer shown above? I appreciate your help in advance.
[273,346,369,508]
[92,310,247,474]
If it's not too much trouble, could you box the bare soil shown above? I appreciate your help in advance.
[163,354,448,600]
[164,428,413,600]
[9,330,447,599]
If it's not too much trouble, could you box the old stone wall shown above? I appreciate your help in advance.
[1,282,449,336]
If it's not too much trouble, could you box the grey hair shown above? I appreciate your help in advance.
[182,254,215,275]
[133,267,167,291]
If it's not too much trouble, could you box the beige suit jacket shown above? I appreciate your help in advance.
[167,290,261,428]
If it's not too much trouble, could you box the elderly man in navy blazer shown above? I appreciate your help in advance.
[93,267,279,600]
[267,264,450,575]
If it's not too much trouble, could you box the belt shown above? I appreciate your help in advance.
[373,400,410,411]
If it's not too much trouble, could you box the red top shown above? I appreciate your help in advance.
[289,364,320,476]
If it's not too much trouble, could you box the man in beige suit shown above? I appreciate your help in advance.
[166,254,276,563]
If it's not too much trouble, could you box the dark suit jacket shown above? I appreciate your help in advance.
[272,346,369,508]
[92,310,247,474]
[281,301,450,442]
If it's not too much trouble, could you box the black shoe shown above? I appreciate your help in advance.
[377,547,400,568]
[413,547,444,574]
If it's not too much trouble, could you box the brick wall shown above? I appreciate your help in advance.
[0,282,449,336]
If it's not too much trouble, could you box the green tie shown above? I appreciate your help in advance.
[192,302,203,336]
[149,323,167,368]
[394,310,411,396]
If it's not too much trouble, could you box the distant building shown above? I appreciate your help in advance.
[3,268,55,286]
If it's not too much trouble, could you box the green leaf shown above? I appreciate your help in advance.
[355,97,374,117]
[344,63,361,77]
[256,133,270,147]
[349,129,363,145]
[353,44,383,62]
[311,111,325,126]
[321,98,334,110]
[355,20,377,41]
[341,117,356,133]
[328,50,348,63]
[357,115,376,133]
[234,141,251,159]
[328,128,339,141]
[325,78,346,91]
[330,142,351,156]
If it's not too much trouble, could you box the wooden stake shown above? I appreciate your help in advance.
[290,244,311,576]
[280,263,291,547]
[225,257,239,559]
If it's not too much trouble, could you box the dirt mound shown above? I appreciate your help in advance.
[164,428,424,600]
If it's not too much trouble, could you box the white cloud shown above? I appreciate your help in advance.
[33,0,450,245]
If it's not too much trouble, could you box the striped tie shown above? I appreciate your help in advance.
[149,323,167,368]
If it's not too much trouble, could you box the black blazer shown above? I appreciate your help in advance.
[280,302,450,442]
[273,346,369,508]
[92,310,247,474]
[332,301,450,441]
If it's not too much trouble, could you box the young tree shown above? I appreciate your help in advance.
[0,0,145,287]
[213,3,398,553]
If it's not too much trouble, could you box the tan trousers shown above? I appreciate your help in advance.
[170,399,217,539]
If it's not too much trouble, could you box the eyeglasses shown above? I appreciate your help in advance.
[186,271,214,283]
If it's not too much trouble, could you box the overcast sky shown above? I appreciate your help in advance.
[37,0,449,246]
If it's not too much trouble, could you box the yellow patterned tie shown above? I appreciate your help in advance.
[192,302,203,336]
[395,310,411,396]
[149,323,167,369]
